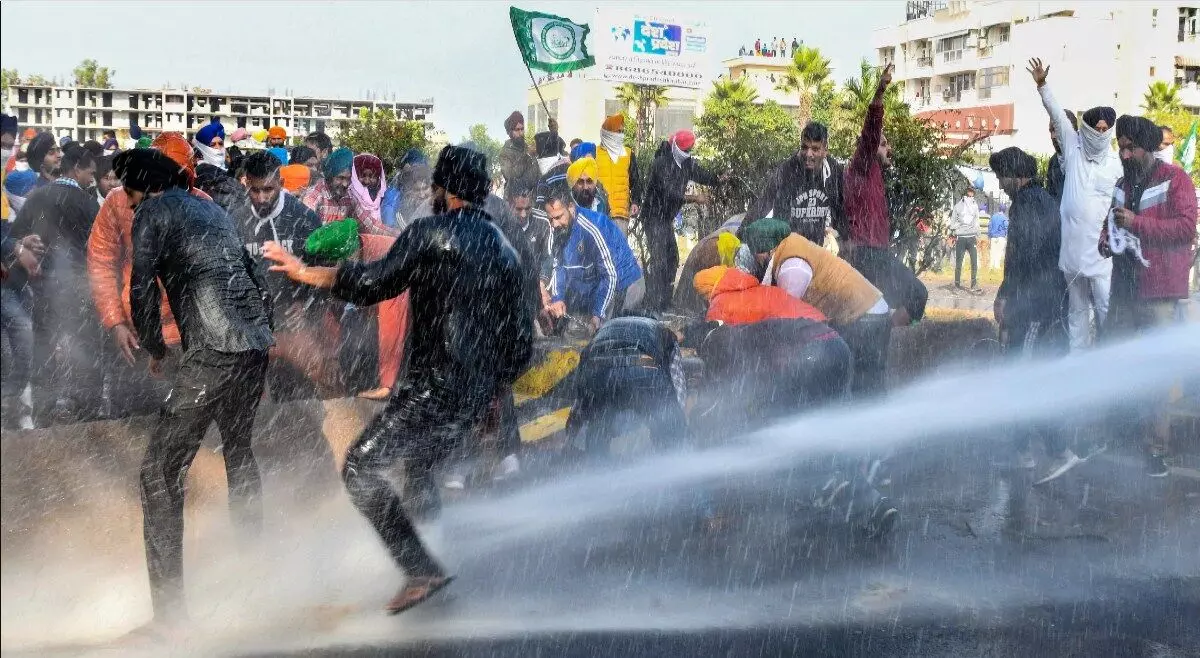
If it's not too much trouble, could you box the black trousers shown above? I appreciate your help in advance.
[566,362,687,457]
[1004,316,1068,456]
[849,245,928,323]
[29,275,106,423]
[342,369,496,578]
[140,348,268,621]
[833,313,892,399]
[954,237,979,287]
[643,221,679,312]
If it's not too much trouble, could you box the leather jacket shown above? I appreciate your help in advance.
[331,205,534,383]
[131,188,273,359]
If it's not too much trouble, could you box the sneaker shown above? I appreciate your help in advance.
[814,477,850,509]
[1015,450,1037,470]
[493,454,520,481]
[1034,449,1082,485]
[1146,454,1170,478]
[443,471,466,490]
[865,499,899,540]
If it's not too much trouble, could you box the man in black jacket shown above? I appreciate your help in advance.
[119,148,275,631]
[639,130,726,310]
[744,122,844,245]
[989,147,1078,484]
[235,151,326,401]
[262,145,534,616]
[11,143,103,423]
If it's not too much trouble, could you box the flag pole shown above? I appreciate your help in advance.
[524,61,553,120]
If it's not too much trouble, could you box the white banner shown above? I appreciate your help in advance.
[594,9,711,89]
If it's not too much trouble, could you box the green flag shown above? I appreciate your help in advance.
[1178,120,1197,174]
[510,6,595,73]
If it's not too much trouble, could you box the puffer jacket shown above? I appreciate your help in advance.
[130,188,273,359]
[87,187,211,345]
[706,268,826,325]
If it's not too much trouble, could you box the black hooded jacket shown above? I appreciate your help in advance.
[331,205,534,383]
[195,163,248,213]
[744,156,844,244]
[640,142,719,233]
[233,191,322,311]
[131,188,273,359]
[10,180,100,283]
[996,181,1067,327]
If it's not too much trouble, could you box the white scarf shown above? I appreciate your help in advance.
[600,129,626,162]
[192,138,226,170]
[671,139,691,168]
[538,155,564,175]
[1079,123,1111,162]
[250,189,286,226]
[1106,211,1150,267]
[1155,146,1174,164]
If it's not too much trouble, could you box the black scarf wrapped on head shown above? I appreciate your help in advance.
[988,147,1038,179]
[432,144,490,204]
[1081,106,1116,130]
[113,149,190,193]
[1115,115,1162,153]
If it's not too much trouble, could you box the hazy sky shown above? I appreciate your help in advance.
[0,1,891,139]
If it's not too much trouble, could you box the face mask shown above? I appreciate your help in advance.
[1155,146,1174,164]
[1078,123,1111,161]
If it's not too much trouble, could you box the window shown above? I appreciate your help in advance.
[937,34,966,62]
[1180,8,1197,42]
[527,100,558,132]
[978,66,1009,90]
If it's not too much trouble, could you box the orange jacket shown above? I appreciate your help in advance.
[86,187,210,345]
[705,268,827,325]
[360,234,410,388]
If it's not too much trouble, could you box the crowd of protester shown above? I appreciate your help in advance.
[0,54,1195,627]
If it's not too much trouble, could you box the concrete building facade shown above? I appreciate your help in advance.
[3,82,433,143]
[873,0,1200,153]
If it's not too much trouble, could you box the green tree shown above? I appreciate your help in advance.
[616,83,669,159]
[841,59,904,118]
[73,59,115,88]
[1142,80,1183,114]
[1147,109,1200,186]
[339,108,427,172]
[463,123,503,176]
[709,77,759,106]
[775,45,833,127]
[694,91,800,234]
[0,69,18,111]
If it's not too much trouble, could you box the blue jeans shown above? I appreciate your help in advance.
[1,286,33,401]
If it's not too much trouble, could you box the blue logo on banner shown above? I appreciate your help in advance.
[632,20,682,56]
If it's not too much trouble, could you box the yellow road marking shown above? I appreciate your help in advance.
[519,407,572,443]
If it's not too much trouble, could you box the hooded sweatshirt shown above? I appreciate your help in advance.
[1038,84,1123,278]
[745,156,844,245]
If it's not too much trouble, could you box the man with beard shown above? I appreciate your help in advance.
[262,144,533,615]
[499,111,539,198]
[1028,58,1123,350]
[840,63,927,328]
[989,147,1078,484]
[235,150,326,398]
[191,118,245,212]
[1102,116,1197,477]
[266,126,288,148]
[1046,109,1078,202]
[12,143,103,422]
[745,121,844,246]
[302,147,356,223]
[118,148,273,635]
[26,132,61,189]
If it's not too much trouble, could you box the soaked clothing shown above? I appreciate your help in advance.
[745,156,844,245]
[130,188,274,360]
[640,145,720,310]
[333,205,533,577]
[194,162,247,213]
[847,245,927,323]
[566,316,687,456]
[140,348,268,620]
[996,182,1067,339]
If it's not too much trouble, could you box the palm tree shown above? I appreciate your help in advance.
[1142,80,1183,114]
[616,83,669,155]
[710,76,759,106]
[775,45,833,126]
[842,58,903,117]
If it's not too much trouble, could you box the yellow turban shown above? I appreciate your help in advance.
[251,129,269,143]
[717,232,741,267]
[566,155,598,187]
[693,265,729,299]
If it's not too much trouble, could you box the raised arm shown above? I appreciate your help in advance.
[850,63,893,174]
[1028,58,1077,153]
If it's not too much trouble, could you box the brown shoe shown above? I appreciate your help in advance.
[357,387,392,401]
[385,575,455,615]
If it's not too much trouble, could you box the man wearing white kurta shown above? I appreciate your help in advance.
[1029,58,1123,350]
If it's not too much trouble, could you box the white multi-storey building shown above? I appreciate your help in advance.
[873,0,1200,153]
[3,82,433,143]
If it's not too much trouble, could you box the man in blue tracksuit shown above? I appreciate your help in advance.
[542,184,644,332]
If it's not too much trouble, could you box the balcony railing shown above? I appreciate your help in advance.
[917,56,933,68]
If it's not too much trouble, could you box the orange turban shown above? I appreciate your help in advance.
[693,265,729,299]
[601,114,624,132]
[268,126,287,140]
[151,132,196,186]
[279,164,311,192]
